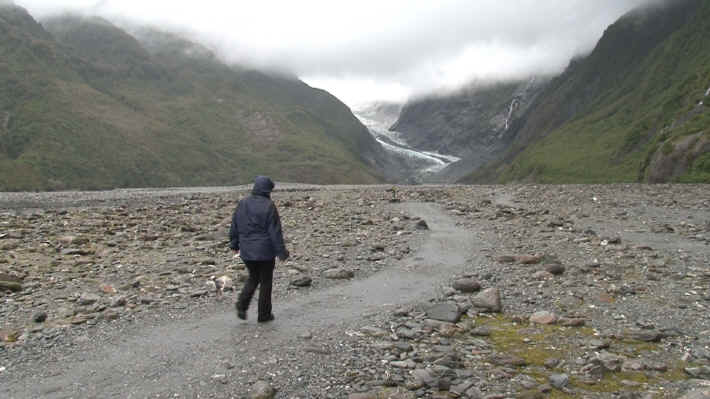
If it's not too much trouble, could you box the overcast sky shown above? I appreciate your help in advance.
[17,0,660,107]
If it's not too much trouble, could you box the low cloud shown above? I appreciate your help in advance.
[17,0,661,106]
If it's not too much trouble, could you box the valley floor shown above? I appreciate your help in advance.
[1,185,709,398]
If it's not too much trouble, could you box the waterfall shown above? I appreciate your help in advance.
[705,87,710,97]
[504,98,520,131]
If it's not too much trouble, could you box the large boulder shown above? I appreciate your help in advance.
[471,288,502,313]
[426,303,463,323]
[452,278,481,293]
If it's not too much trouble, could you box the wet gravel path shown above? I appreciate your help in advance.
[0,201,485,398]
[2,184,709,399]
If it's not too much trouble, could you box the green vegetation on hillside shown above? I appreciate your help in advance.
[464,0,710,184]
[0,7,382,191]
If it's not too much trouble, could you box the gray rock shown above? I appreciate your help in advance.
[249,380,276,399]
[622,359,644,372]
[324,268,355,279]
[61,248,93,256]
[587,339,610,350]
[545,263,565,275]
[678,389,710,399]
[626,330,663,342]
[559,317,586,327]
[0,273,23,292]
[415,220,429,230]
[450,380,477,397]
[304,345,331,355]
[0,240,21,251]
[78,293,100,306]
[465,386,484,399]
[211,374,228,385]
[139,296,155,304]
[0,280,22,292]
[531,270,554,280]
[390,360,416,369]
[490,354,527,367]
[109,296,127,308]
[410,369,438,388]
[470,327,491,336]
[32,312,47,323]
[471,288,502,313]
[530,311,558,325]
[394,342,413,352]
[395,327,418,339]
[290,276,312,287]
[685,366,710,379]
[597,351,625,372]
[426,303,463,323]
[56,307,75,318]
[452,278,481,293]
[102,311,120,321]
[580,358,605,378]
[549,374,569,389]
[361,326,388,337]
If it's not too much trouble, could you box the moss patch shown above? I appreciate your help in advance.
[473,315,691,396]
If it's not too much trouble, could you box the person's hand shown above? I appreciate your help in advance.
[232,249,240,258]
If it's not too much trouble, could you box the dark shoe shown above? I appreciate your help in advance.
[236,303,247,320]
[257,314,274,323]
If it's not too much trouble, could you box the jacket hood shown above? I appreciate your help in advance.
[252,176,275,197]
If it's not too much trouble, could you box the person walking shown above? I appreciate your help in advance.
[229,176,289,322]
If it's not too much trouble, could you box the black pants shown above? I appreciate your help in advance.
[236,260,275,320]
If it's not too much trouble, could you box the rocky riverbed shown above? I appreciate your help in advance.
[1,184,709,398]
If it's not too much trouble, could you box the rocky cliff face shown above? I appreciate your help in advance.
[393,0,709,184]
[645,131,710,183]
[391,78,548,182]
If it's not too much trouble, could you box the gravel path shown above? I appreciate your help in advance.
[0,201,485,398]
[2,184,709,399]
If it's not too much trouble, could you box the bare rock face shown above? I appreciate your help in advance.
[388,78,550,182]
[645,132,710,183]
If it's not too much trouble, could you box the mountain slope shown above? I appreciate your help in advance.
[0,6,382,190]
[391,78,547,182]
[466,0,710,183]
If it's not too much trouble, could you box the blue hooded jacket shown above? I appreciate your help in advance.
[229,176,288,261]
